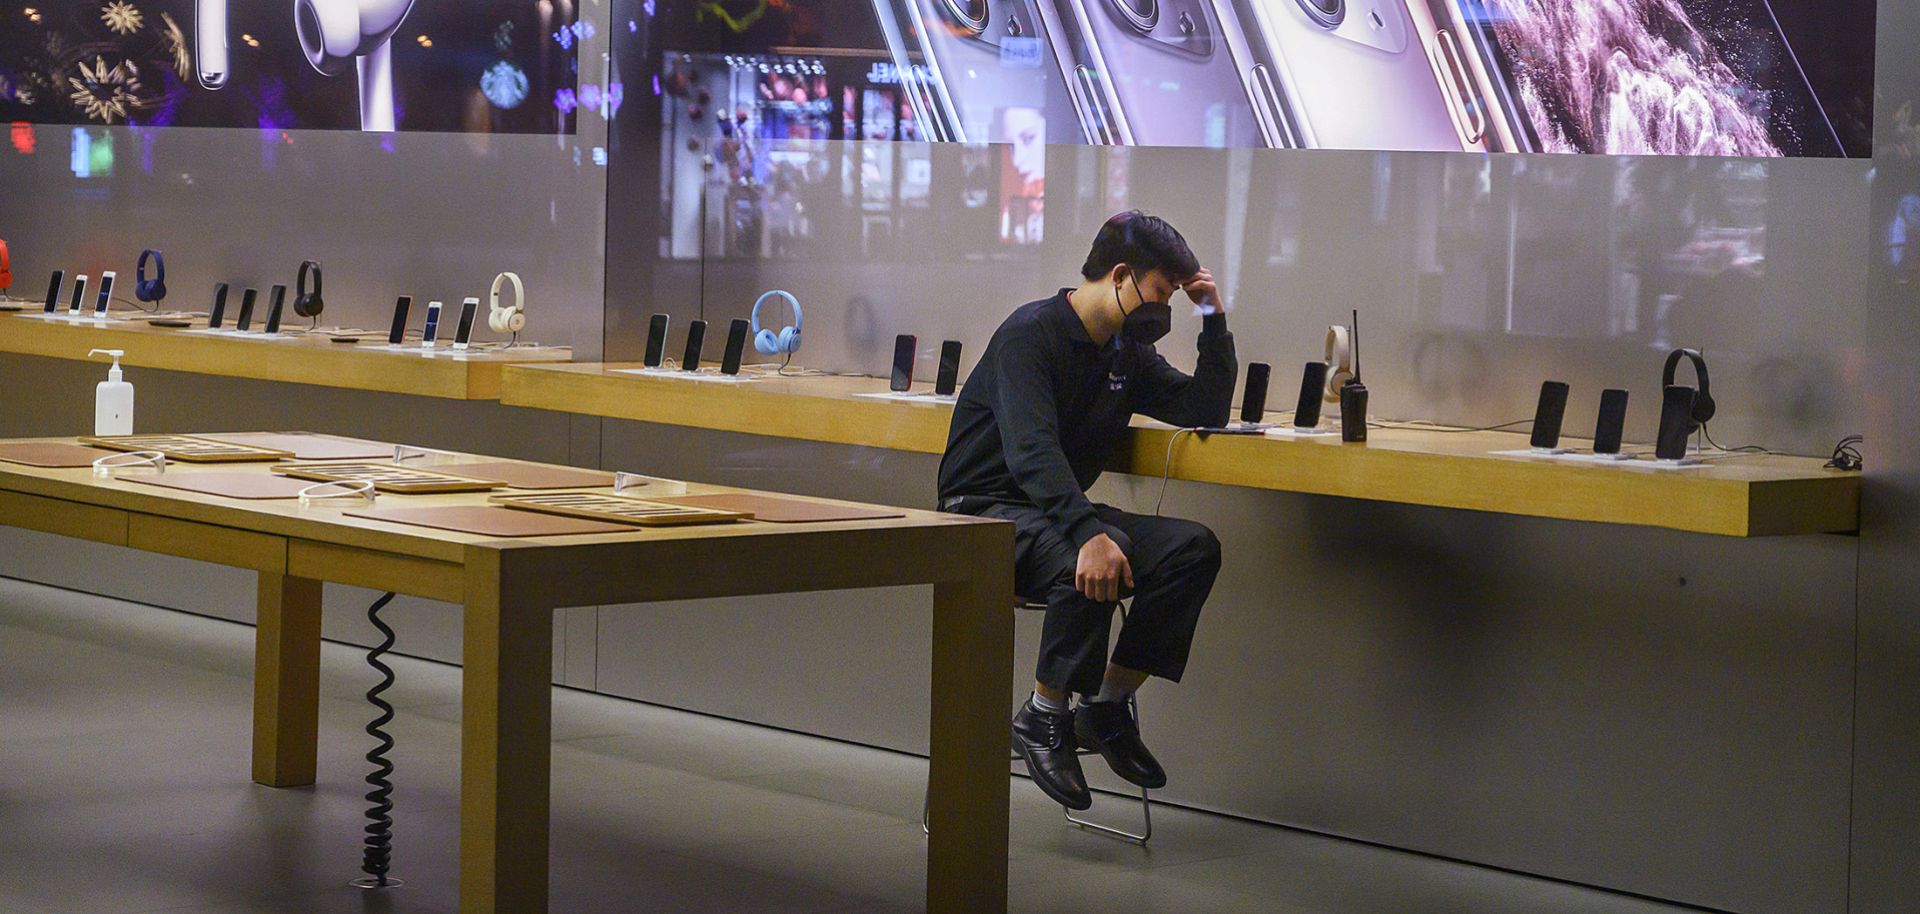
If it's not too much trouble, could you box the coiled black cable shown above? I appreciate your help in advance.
[360,592,399,888]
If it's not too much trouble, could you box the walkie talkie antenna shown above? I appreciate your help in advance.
[1349,309,1360,383]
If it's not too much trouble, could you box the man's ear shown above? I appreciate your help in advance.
[1109,263,1131,285]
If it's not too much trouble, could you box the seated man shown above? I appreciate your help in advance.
[937,211,1233,809]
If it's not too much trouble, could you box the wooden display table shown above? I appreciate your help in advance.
[0,313,570,399]
[0,438,1012,913]
[500,363,1859,537]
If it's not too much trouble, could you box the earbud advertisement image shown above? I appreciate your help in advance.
[0,0,582,134]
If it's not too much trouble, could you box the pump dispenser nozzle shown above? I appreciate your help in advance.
[89,349,125,381]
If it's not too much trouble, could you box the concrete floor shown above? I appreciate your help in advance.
[0,577,1714,914]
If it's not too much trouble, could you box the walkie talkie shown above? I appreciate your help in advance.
[1339,309,1368,442]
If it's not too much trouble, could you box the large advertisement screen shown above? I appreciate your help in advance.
[0,0,581,133]
[667,0,1871,156]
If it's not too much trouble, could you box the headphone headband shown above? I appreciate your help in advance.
[490,271,524,313]
[1662,348,1716,426]
[297,260,321,297]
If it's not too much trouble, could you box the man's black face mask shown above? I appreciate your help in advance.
[1118,274,1172,347]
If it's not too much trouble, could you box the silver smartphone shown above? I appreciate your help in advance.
[1219,0,1466,150]
[1043,0,1270,147]
[872,0,1089,144]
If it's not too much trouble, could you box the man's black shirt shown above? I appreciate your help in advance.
[937,290,1236,549]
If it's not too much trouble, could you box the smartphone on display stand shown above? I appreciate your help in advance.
[420,300,443,347]
[1529,380,1570,452]
[452,297,479,351]
[207,283,230,329]
[870,0,1085,144]
[1442,0,1845,156]
[387,296,412,345]
[1655,385,1696,461]
[1043,0,1268,147]
[644,314,670,368]
[1220,0,1465,150]
[721,319,750,376]
[1292,360,1328,429]
[263,285,286,334]
[234,287,257,332]
[682,319,707,371]
[44,270,64,314]
[890,334,917,392]
[67,274,88,316]
[93,272,116,317]
[934,340,963,397]
[1593,388,1630,458]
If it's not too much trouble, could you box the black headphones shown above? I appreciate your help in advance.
[293,260,325,319]
[1662,348,1716,429]
[135,249,167,303]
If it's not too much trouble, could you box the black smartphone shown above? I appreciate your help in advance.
[935,340,963,396]
[1241,362,1271,425]
[1594,389,1629,455]
[94,272,116,316]
[421,300,443,346]
[263,284,287,334]
[1530,381,1570,449]
[67,274,88,314]
[644,313,670,368]
[207,282,230,329]
[890,334,917,392]
[682,319,707,371]
[386,296,412,345]
[721,318,750,375]
[1656,385,1696,460]
[453,297,479,350]
[43,270,64,312]
[234,287,258,332]
[1294,361,1328,429]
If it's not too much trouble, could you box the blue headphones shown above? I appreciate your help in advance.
[134,249,166,303]
[751,289,802,355]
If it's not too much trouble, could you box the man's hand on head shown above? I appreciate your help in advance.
[1182,268,1223,316]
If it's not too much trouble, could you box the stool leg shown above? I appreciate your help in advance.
[1063,691,1153,846]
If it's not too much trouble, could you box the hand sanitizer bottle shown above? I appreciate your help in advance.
[88,349,134,435]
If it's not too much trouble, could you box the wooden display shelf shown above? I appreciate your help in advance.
[0,312,570,399]
[501,362,1860,538]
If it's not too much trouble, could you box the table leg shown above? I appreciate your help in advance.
[927,560,1014,914]
[460,551,553,914]
[252,572,323,787]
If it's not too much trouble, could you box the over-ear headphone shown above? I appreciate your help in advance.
[752,289,802,355]
[293,260,325,318]
[1662,348,1716,428]
[134,249,166,303]
[1322,325,1354,403]
[488,271,525,334]
[0,239,12,292]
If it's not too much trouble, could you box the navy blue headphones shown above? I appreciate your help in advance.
[752,289,802,355]
[134,249,166,303]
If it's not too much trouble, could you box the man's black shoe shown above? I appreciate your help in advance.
[1074,700,1167,789]
[1012,699,1092,810]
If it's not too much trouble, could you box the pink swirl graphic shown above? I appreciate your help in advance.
[1484,0,1782,156]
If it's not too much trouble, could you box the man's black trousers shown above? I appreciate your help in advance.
[971,501,1222,696]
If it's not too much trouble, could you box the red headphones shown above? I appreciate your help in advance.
[0,239,12,291]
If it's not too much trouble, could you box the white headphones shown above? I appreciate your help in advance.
[1323,325,1354,403]
[488,271,525,335]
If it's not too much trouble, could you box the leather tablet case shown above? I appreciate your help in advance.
[437,462,618,490]
[0,443,118,467]
[650,494,904,523]
[205,432,392,460]
[124,473,317,499]
[345,506,632,537]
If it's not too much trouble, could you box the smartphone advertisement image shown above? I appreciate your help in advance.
[655,0,1869,156]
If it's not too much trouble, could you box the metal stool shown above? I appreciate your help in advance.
[921,598,1152,846]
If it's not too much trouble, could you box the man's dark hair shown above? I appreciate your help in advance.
[1080,211,1199,282]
